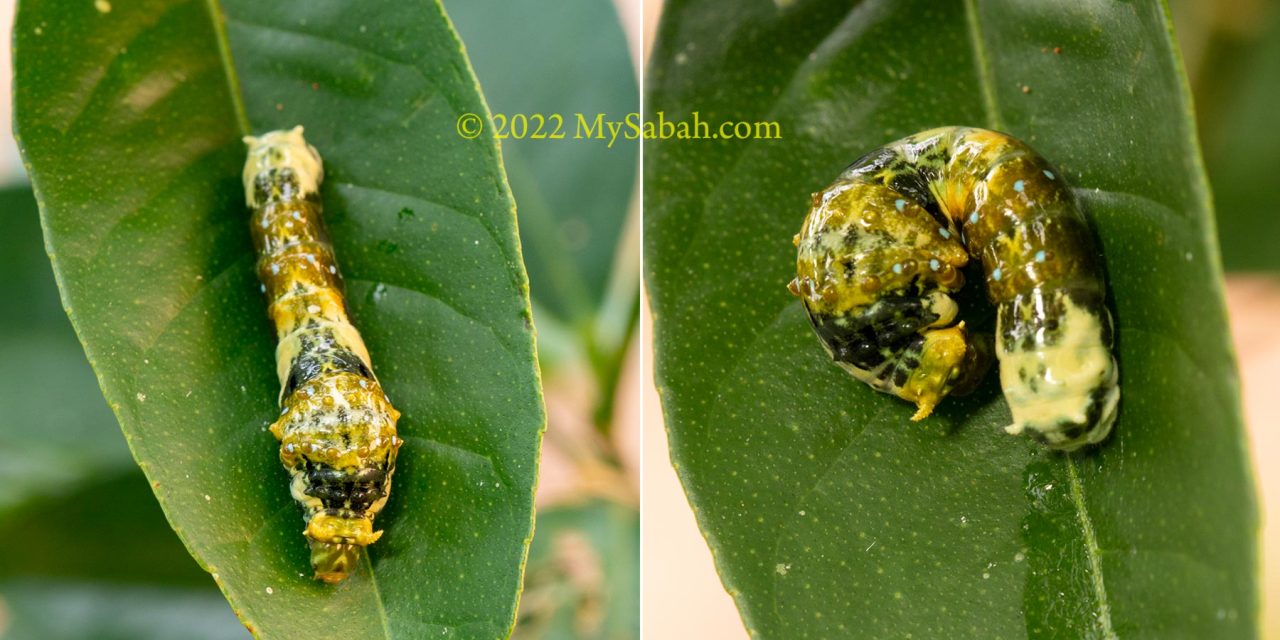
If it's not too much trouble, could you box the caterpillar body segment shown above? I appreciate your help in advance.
[244,127,402,583]
[790,127,1119,451]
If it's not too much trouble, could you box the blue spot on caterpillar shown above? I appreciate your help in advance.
[244,127,403,582]
[788,127,1119,451]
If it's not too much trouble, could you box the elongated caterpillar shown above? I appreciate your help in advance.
[788,127,1119,452]
[243,127,402,583]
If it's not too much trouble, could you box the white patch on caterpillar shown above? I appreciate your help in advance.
[243,125,324,207]
[998,294,1118,448]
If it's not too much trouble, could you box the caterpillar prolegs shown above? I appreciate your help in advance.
[243,127,402,583]
[788,127,1119,452]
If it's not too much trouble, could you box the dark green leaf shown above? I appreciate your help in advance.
[13,0,544,637]
[645,1,1256,637]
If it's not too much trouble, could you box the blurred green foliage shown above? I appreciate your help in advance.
[512,501,639,640]
[0,189,131,513]
[1174,0,1280,271]
[1,581,243,640]
[447,1,641,438]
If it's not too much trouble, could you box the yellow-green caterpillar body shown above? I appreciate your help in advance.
[789,127,1119,451]
[243,127,402,583]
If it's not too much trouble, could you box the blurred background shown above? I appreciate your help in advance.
[639,0,1280,637]
[0,0,640,638]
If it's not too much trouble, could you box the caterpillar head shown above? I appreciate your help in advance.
[242,125,324,207]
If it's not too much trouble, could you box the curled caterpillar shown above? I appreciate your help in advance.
[244,127,402,583]
[788,127,1119,452]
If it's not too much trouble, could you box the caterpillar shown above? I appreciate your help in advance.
[788,127,1119,452]
[243,126,402,583]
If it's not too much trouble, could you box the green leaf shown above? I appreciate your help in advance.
[512,501,639,640]
[445,0,639,330]
[0,187,135,514]
[13,1,544,637]
[645,1,1256,638]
